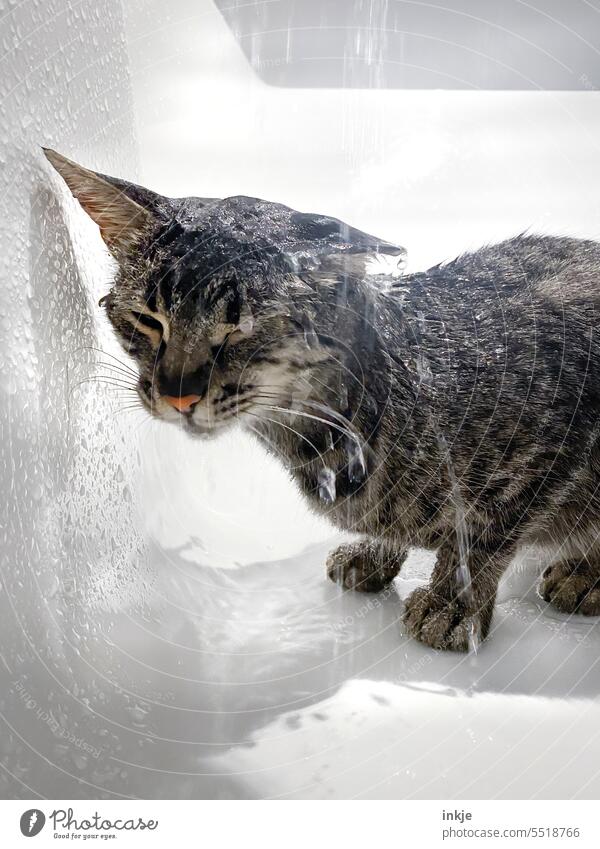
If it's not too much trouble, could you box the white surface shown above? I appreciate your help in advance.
[1,0,600,800]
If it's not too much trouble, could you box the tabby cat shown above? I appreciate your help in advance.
[45,148,600,651]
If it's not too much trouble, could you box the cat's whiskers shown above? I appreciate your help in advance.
[244,411,325,464]
[246,422,279,452]
[72,345,139,377]
[90,360,140,380]
[76,373,136,388]
[111,404,145,418]
[250,393,363,446]
[67,377,138,406]
[68,376,137,394]
[257,383,363,434]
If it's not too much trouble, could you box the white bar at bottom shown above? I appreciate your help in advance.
[0,799,598,848]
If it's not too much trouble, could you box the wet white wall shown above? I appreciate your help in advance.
[0,0,150,797]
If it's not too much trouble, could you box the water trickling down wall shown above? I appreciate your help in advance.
[0,0,150,796]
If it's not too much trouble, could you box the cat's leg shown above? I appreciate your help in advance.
[326,539,408,592]
[403,536,514,651]
[539,555,600,615]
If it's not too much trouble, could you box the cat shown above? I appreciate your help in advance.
[44,147,600,651]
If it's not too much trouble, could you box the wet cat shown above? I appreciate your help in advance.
[45,148,600,651]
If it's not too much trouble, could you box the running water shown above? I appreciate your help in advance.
[435,431,480,654]
[414,313,479,654]
[318,466,337,504]
[346,435,367,483]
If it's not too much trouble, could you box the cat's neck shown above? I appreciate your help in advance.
[248,285,392,504]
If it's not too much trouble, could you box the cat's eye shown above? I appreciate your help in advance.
[132,312,163,331]
[126,310,169,345]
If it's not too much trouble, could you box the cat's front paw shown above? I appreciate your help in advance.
[326,541,400,593]
[403,586,481,651]
[540,561,600,615]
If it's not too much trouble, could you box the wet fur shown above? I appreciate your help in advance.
[46,152,600,651]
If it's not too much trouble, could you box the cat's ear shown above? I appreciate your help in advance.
[43,148,164,257]
[286,210,406,277]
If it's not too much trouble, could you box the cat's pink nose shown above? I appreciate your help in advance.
[163,394,201,413]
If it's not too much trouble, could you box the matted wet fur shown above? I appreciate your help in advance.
[46,148,600,651]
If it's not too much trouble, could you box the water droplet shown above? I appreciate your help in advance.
[238,315,254,335]
[318,467,336,503]
[346,437,366,483]
[302,315,319,348]
[128,704,148,723]
[72,753,88,770]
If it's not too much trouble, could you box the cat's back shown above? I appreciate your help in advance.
[423,233,600,310]
[387,233,600,418]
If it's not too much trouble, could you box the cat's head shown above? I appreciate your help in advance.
[44,149,404,438]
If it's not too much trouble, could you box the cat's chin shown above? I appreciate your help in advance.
[181,418,236,440]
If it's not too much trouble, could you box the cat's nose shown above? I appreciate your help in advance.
[162,394,202,413]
